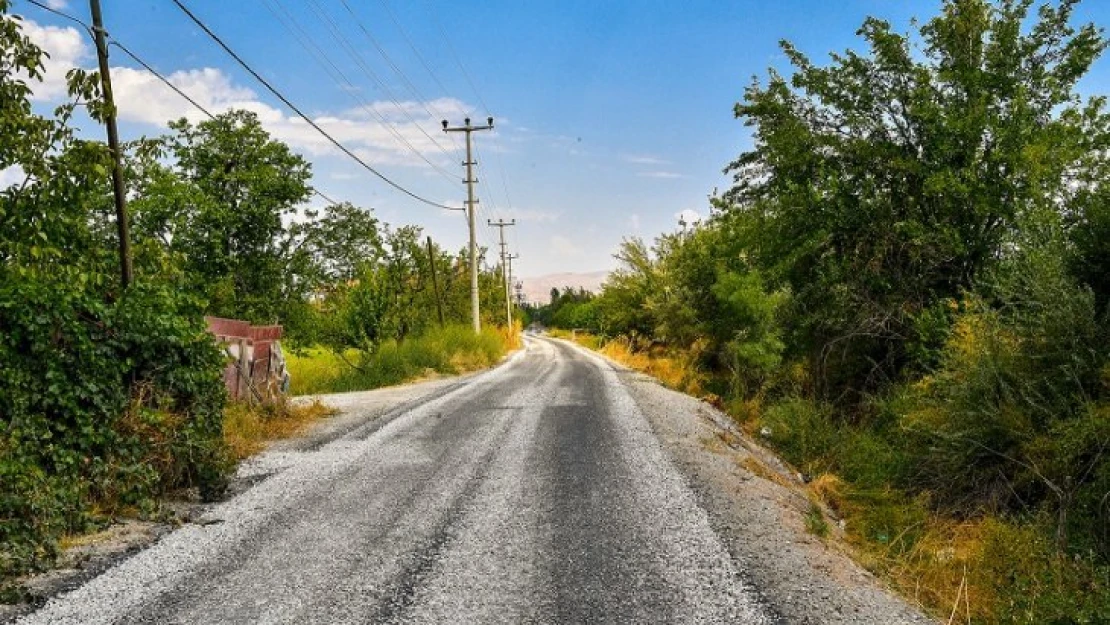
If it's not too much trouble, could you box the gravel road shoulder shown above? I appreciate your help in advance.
[562,339,938,625]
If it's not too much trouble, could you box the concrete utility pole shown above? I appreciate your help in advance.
[442,116,494,334]
[487,218,515,327]
[506,252,520,314]
[90,0,133,290]
[425,236,445,328]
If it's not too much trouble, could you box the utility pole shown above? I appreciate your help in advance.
[442,116,494,334]
[487,218,515,327]
[506,252,520,317]
[426,235,445,328]
[90,0,132,290]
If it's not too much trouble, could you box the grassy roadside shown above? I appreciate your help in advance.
[229,324,522,457]
[286,324,520,396]
[552,330,1110,624]
[222,400,337,461]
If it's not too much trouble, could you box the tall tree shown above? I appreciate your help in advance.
[132,110,312,322]
[722,0,1108,397]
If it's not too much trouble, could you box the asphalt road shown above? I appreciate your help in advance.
[20,336,773,624]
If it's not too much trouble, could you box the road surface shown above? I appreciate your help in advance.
[19,336,931,624]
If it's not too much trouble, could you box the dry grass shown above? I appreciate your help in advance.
[805,472,1022,623]
[849,516,991,623]
[223,399,337,460]
[558,333,708,396]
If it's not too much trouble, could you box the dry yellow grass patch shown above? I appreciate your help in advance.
[866,518,992,623]
[590,337,707,396]
[223,400,336,460]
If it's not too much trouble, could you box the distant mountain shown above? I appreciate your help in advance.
[519,271,610,305]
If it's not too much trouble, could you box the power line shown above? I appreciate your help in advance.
[336,0,464,162]
[110,41,345,209]
[402,2,518,236]
[262,0,456,185]
[298,0,459,179]
[425,2,491,115]
[23,0,348,210]
[170,0,455,210]
[23,0,90,32]
[372,0,468,163]
[377,0,455,104]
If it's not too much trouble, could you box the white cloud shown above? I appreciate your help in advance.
[0,166,27,190]
[628,213,641,231]
[675,209,702,226]
[45,0,69,9]
[20,18,472,170]
[637,171,685,179]
[20,19,88,101]
[505,207,559,223]
[111,66,256,125]
[549,235,584,257]
[623,154,669,165]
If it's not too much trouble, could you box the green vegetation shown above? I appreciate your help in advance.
[538,1,1110,621]
[0,1,519,590]
[287,325,516,395]
[223,400,336,461]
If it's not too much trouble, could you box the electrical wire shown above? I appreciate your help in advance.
[170,0,455,210]
[262,0,458,187]
[24,0,347,210]
[402,0,519,245]
[23,0,90,33]
[297,0,459,179]
[424,1,490,115]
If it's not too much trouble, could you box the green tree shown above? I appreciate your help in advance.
[723,0,1108,398]
[132,110,312,322]
[1,4,228,579]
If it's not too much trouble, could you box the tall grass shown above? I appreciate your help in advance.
[223,400,335,460]
[286,324,516,396]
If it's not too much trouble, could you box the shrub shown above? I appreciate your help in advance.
[903,252,1109,543]
[0,275,230,579]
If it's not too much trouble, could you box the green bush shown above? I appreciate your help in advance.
[978,517,1110,624]
[0,274,230,579]
[903,252,1109,528]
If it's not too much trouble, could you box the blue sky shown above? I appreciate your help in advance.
[11,0,1110,277]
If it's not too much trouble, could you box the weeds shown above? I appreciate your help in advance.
[805,502,830,538]
[287,324,515,395]
[223,400,337,460]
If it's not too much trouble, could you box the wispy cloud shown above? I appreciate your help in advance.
[623,154,669,165]
[506,208,560,223]
[637,171,685,179]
